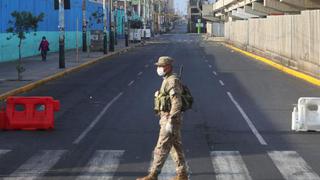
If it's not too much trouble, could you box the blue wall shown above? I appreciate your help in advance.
[0,0,109,62]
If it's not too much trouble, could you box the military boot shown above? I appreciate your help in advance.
[170,172,188,180]
[136,172,158,180]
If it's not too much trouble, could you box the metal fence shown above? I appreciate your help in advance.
[225,10,320,78]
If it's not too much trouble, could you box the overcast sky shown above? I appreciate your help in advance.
[174,0,188,15]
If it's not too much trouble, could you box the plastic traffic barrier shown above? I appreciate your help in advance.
[292,97,320,131]
[0,109,6,129]
[0,96,60,130]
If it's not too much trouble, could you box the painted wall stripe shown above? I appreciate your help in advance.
[268,151,320,180]
[227,92,267,145]
[210,151,252,180]
[76,150,124,180]
[224,43,320,87]
[4,150,66,180]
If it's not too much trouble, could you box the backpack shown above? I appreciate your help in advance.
[181,84,193,112]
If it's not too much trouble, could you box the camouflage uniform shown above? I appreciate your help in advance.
[137,56,188,180]
[150,73,188,175]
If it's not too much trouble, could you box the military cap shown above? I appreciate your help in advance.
[155,56,174,66]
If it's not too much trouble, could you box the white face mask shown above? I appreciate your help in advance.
[157,67,166,77]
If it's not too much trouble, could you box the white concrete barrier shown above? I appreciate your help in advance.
[292,97,320,131]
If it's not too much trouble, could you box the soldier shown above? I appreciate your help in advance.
[137,56,188,180]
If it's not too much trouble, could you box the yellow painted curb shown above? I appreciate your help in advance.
[0,45,140,101]
[223,43,320,87]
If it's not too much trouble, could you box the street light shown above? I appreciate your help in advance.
[109,0,115,52]
[82,0,87,52]
[103,0,108,54]
[59,0,65,68]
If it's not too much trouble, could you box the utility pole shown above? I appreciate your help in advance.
[138,0,141,17]
[103,0,108,54]
[109,0,115,51]
[114,8,117,45]
[143,0,146,39]
[124,0,129,47]
[82,0,87,52]
[59,0,65,68]
[158,0,161,34]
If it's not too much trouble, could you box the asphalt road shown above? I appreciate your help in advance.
[1,23,320,180]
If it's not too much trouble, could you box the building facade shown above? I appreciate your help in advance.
[0,0,109,62]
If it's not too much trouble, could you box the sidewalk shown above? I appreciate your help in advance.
[0,39,141,101]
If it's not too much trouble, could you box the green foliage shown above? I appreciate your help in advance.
[6,11,44,40]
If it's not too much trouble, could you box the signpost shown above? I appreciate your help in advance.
[196,19,203,34]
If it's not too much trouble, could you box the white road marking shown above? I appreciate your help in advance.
[158,155,176,180]
[219,80,225,86]
[128,80,135,86]
[73,92,123,144]
[208,65,212,68]
[227,92,267,146]
[138,72,143,76]
[145,64,149,68]
[213,71,218,76]
[268,151,320,180]
[211,151,252,180]
[76,150,124,180]
[0,150,10,156]
[205,60,208,62]
[4,150,66,180]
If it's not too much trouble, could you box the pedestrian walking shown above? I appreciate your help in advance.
[38,36,49,61]
[137,56,188,180]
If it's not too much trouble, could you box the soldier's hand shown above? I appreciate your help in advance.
[165,122,173,134]
[154,91,159,97]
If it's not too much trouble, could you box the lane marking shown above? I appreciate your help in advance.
[208,65,212,68]
[138,72,143,76]
[219,80,225,86]
[4,150,66,180]
[76,150,124,180]
[224,43,320,87]
[144,64,149,68]
[0,150,10,156]
[213,71,218,76]
[128,80,135,86]
[205,60,208,62]
[73,92,123,144]
[227,92,267,145]
[211,151,252,180]
[268,151,320,180]
[149,153,176,180]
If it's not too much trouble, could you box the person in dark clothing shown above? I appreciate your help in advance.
[38,36,49,61]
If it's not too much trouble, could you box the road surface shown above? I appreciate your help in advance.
[1,23,320,180]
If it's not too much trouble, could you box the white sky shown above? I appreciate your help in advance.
[174,0,188,15]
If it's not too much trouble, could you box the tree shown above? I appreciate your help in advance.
[6,11,44,81]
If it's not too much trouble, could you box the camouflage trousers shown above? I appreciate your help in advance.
[150,114,187,175]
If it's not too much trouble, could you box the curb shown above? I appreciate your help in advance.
[0,44,143,101]
[222,42,320,87]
